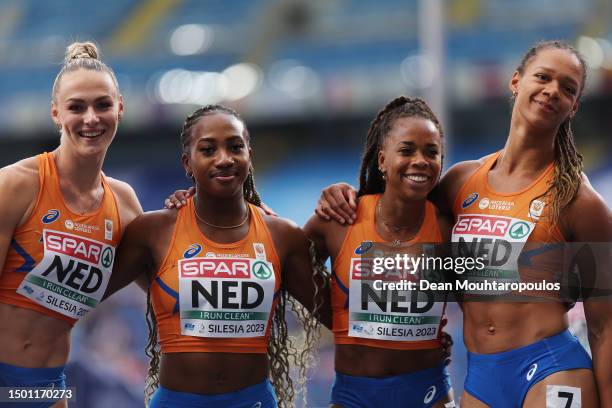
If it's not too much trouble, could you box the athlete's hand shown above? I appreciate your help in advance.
[440,318,453,366]
[164,187,195,209]
[315,182,358,224]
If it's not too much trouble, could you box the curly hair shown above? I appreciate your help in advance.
[357,96,444,197]
[143,104,325,407]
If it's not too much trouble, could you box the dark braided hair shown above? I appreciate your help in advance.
[514,41,586,225]
[180,104,262,206]
[357,96,444,197]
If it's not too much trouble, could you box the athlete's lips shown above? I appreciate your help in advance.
[401,173,432,184]
[533,100,557,113]
[211,171,237,182]
[78,129,105,138]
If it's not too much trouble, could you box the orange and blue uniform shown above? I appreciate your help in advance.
[0,152,121,405]
[149,197,281,408]
[330,194,451,408]
[453,152,591,408]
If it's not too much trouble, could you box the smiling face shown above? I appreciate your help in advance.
[378,116,442,201]
[510,47,584,133]
[51,69,123,157]
[182,112,251,199]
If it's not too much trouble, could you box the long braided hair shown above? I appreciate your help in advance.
[144,104,322,407]
[514,41,586,225]
[357,96,444,197]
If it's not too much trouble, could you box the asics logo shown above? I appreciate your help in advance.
[424,385,436,404]
[249,403,262,408]
[526,363,538,381]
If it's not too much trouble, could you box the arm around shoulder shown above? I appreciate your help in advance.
[431,159,482,216]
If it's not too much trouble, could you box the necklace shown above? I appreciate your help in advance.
[375,198,422,247]
[194,202,249,229]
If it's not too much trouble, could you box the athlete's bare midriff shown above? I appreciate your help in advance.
[335,344,444,377]
[462,301,567,354]
[159,352,268,394]
[0,303,71,367]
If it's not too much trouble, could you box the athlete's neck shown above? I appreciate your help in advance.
[377,192,426,233]
[194,191,249,226]
[53,146,104,194]
[499,117,556,176]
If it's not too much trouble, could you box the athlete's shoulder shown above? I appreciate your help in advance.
[259,208,301,238]
[562,173,611,241]
[432,157,486,215]
[105,176,143,226]
[0,156,41,224]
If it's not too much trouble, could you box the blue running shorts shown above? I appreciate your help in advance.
[330,363,452,407]
[0,361,66,408]
[149,379,277,408]
[464,330,592,408]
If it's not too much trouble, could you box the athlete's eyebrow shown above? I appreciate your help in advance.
[533,66,580,87]
[196,135,244,143]
[65,95,113,103]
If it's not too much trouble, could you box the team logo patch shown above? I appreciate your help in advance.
[64,220,74,230]
[355,241,374,255]
[252,261,272,279]
[462,193,479,209]
[478,198,490,210]
[529,199,545,220]
[509,221,530,239]
[184,244,202,259]
[42,209,60,224]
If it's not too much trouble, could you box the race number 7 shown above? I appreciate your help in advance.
[546,385,581,408]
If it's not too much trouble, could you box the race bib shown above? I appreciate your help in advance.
[17,229,115,320]
[347,244,444,342]
[452,214,535,294]
[178,257,276,338]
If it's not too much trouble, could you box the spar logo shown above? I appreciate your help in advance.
[44,230,105,264]
[180,258,251,278]
[42,209,60,224]
[184,244,202,259]
[462,193,478,209]
[41,230,110,294]
[509,221,530,239]
[252,261,272,280]
[453,215,511,237]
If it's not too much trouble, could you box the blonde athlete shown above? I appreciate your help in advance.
[0,42,142,408]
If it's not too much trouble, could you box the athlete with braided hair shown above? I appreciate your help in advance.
[0,41,142,407]
[105,104,328,407]
[317,41,612,407]
[304,96,455,407]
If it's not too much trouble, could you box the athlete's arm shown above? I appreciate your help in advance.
[103,210,175,299]
[266,215,332,329]
[315,182,358,225]
[0,159,40,279]
[564,178,612,406]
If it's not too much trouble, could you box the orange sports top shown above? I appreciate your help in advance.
[451,151,567,298]
[0,152,122,325]
[153,197,282,354]
[332,194,445,350]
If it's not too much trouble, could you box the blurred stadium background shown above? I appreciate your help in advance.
[1,0,611,406]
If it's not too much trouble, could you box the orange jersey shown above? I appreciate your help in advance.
[0,152,122,325]
[451,151,567,297]
[332,194,445,350]
[152,198,282,354]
